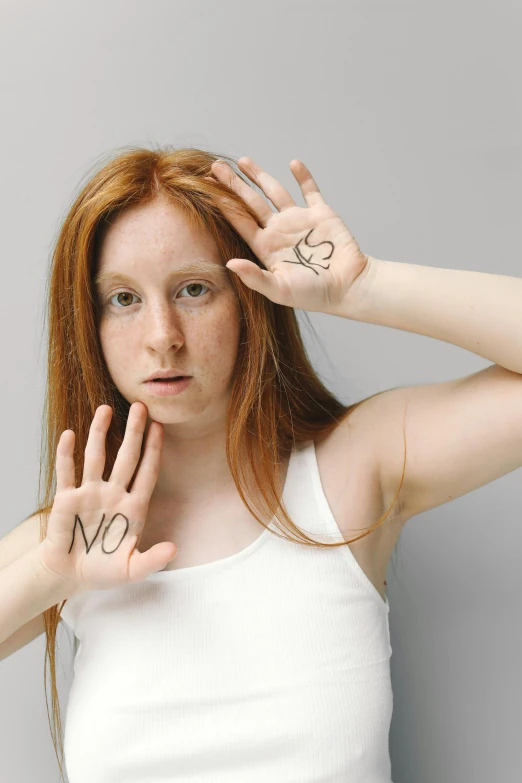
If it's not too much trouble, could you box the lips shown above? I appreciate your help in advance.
[151,377,184,381]
[144,368,191,382]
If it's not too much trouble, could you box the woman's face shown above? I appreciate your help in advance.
[94,195,242,432]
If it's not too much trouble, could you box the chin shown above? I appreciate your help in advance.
[143,397,221,427]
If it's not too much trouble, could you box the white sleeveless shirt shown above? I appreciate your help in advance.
[60,439,394,782]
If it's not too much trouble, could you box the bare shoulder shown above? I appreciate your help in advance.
[0,512,44,572]
[314,391,409,529]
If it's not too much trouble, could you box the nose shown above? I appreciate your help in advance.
[143,302,185,353]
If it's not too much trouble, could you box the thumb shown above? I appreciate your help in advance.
[226,259,277,298]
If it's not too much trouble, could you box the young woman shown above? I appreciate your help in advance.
[1,146,521,783]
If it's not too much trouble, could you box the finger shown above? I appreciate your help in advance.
[128,539,178,583]
[237,157,297,213]
[81,405,113,485]
[56,430,77,493]
[108,402,149,489]
[211,191,262,249]
[226,259,282,301]
[289,159,326,208]
[210,160,275,227]
[126,418,164,499]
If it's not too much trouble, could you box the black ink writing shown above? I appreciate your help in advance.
[282,228,334,276]
[68,512,130,555]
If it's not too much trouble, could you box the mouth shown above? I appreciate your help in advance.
[144,376,193,395]
[150,376,186,382]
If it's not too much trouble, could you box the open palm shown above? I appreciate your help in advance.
[209,157,371,314]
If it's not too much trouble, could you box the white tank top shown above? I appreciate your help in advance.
[60,438,394,782]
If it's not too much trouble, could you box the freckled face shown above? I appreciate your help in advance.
[95,197,241,429]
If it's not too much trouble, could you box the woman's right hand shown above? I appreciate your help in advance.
[36,402,177,594]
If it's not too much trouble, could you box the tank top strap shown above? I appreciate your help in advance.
[283,438,391,612]
[282,438,347,546]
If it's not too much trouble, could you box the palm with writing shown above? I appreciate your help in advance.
[208,156,373,315]
[38,403,177,593]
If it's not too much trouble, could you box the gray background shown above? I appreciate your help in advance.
[1,0,521,780]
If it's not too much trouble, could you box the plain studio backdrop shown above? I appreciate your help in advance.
[0,1,520,781]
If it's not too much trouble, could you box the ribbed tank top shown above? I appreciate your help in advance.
[60,438,393,782]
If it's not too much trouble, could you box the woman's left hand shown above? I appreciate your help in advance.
[208,156,372,314]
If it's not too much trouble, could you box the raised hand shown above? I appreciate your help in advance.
[37,402,177,594]
[208,156,373,315]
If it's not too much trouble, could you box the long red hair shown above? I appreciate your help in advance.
[28,144,406,780]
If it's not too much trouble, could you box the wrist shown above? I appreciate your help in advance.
[330,255,381,320]
[33,543,80,601]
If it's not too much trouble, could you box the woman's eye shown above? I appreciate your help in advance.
[108,283,210,308]
[109,291,138,308]
[179,282,210,299]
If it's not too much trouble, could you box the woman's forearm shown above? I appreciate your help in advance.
[0,546,74,655]
[334,257,522,375]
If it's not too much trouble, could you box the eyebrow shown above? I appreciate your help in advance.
[94,259,229,287]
